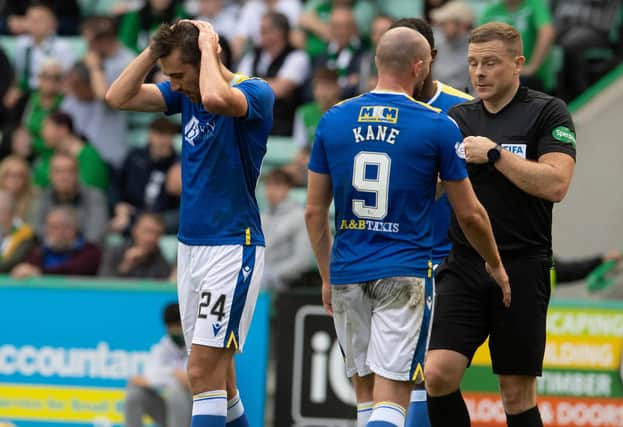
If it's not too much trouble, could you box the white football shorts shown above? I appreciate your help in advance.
[177,243,264,353]
[331,276,434,382]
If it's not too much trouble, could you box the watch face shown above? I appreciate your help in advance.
[487,146,501,163]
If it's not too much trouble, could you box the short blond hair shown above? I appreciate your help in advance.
[469,22,523,57]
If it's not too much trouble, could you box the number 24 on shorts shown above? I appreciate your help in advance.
[198,291,227,322]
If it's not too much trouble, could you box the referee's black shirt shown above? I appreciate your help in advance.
[448,86,576,257]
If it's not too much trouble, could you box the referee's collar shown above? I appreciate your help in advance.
[482,85,528,116]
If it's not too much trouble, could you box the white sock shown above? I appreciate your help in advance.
[226,390,245,423]
[368,401,406,427]
[357,401,373,426]
[410,389,426,403]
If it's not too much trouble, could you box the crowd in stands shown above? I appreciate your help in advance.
[0,0,621,287]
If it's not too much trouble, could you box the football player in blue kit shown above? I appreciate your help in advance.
[305,27,510,427]
[106,20,274,427]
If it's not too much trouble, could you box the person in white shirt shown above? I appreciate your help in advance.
[237,11,310,135]
[124,302,192,427]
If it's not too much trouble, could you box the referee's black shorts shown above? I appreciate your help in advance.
[429,247,552,376]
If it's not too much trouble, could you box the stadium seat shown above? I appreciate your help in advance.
[65,37,87,59]
[127,128,148,147]
[263,136,299,169]
[289,187,307,206]
[105,232,125,248]
[0,36,17,65]
[159,234,178,263]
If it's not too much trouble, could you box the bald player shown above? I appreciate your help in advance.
[305,27,508,427]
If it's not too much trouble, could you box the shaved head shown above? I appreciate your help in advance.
[375,27,431,74]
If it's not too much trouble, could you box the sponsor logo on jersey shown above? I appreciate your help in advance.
[357,106,399,124]
[455,142,466,159]
[184,115,216,146]
[501,144,527,159]
[339,218,399,233]
[552,126,576,147]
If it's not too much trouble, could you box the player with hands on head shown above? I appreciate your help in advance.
[106,18,274,427]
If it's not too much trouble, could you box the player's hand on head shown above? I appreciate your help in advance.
[463,136,496,164]
[182,19,221,54]
[486,261,511,308]
[322,281,333,316]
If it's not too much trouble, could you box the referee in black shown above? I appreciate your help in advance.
[424,22,576,427]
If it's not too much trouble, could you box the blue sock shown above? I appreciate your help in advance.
[226,390,249,427]
[191,390,227,427]
[406,389,431,427]
[367,401,406,427]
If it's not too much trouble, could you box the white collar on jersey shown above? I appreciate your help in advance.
[426,81,443,105]
[370,90,412,98]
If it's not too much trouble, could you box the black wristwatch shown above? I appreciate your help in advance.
[487,145,502,164]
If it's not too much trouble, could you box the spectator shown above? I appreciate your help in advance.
[0,190,36,273]
[296,0,377,60]
[357,14,394,93]
[0,0,82,36]
[124,302,191,427]
[315,6,365,98]
[480,0,556,92]
[118,0,189,54]
[99,213,171,279]
[35,112,109,190]
[61,58,130,170]
[261,168,314,290]
[237,12,310,135]
[111,118,180,235]
[0,155,38,222]
[553,0,622,101]
[231,0,303,59]
[22,59,64,162]
[292,67,340,147]
[35,153,108,244]
[431,2,474,93]
[425,0,449,22]
[282,146,310,187]
[11,205,102,278]
[195,0,240,42]
[10,3,77,95]
[7,127,34,162]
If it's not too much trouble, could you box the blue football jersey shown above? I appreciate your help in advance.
[157,75,274,246]
[309,91,468,284]
[427,81,473,265]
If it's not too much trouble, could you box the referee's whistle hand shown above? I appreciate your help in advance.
[486,262,511,308]
[463,136,496,164]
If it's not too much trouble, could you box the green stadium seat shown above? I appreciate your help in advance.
[127,111,159,130]
[65,37,87,59]
[0,36,17,65]
[159,234,178,263]
[289,187,307,207]
[105,232,125,248]
[78,0,125,16]
[264,136,299,169]
[127,128,148,147]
